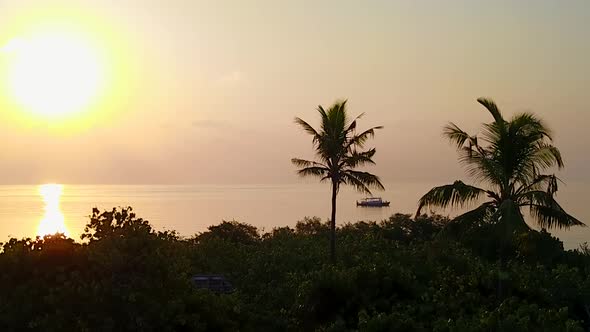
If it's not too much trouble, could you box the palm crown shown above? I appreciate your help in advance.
[292,100,384,194]
[417,98,584,232]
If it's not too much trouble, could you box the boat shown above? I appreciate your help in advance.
[356,197,390,207]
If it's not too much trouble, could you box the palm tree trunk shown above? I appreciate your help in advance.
[497,223,509,300]
[330,182,337,263]
[497,255,504,299]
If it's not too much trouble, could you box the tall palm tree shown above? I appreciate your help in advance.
[417,98,584,237]
[292,100,384,261]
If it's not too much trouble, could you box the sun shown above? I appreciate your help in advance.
[2,28,106,119]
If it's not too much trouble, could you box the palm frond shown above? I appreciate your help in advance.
[509,112,552,140]
[477,97,504,124]
[514,174,559,196]
[294,117,319,138]
[345,112,364,132]
[340,173,372,195]
[296,166,329,179]
[346,126,383,149]
[530,144,564,170]
[291,158,327,168]
[317,105,328,120]
[453,202,496,225]
[518,190,550,206]
[417,181,487,215]
[447,202,497,235]
[443,123,472,149]
[458,148,505,188]
[340,149,376,168]
[500,116,562,187]
[480,121,504,145]
[344,170,384,190]
[519,190,585,229]
[530,204,585,230]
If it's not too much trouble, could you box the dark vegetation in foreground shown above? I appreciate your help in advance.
[1,208,590,331]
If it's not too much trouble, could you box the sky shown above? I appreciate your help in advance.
[0,0,588,185]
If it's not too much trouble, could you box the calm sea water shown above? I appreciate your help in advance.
[0,182,587,249]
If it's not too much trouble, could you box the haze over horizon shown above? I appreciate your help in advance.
[0,0,588,185]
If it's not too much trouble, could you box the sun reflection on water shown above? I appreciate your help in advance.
[37,184,68,237]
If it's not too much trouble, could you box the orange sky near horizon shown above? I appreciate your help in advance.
[0,0,587,185]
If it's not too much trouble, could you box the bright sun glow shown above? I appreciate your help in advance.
[37,184,69,237]
[2,29,106,119]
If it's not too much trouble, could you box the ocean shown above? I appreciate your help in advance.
[0,182,587,249]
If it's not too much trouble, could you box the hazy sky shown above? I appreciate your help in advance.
[0,0,588,185]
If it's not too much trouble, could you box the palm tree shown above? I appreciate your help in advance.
[417,98,584,238]
[292,100,384,261]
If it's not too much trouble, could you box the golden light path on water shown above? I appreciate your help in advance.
[37,184,68,237]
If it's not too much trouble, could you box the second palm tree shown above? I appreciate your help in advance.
[417,98,584,237]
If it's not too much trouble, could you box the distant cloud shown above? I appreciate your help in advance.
[215,71,244,86]
[191,119,229,129]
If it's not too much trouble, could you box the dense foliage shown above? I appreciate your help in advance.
[0,207,589,331]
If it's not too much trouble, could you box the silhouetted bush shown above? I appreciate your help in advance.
[195,220,260,245]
